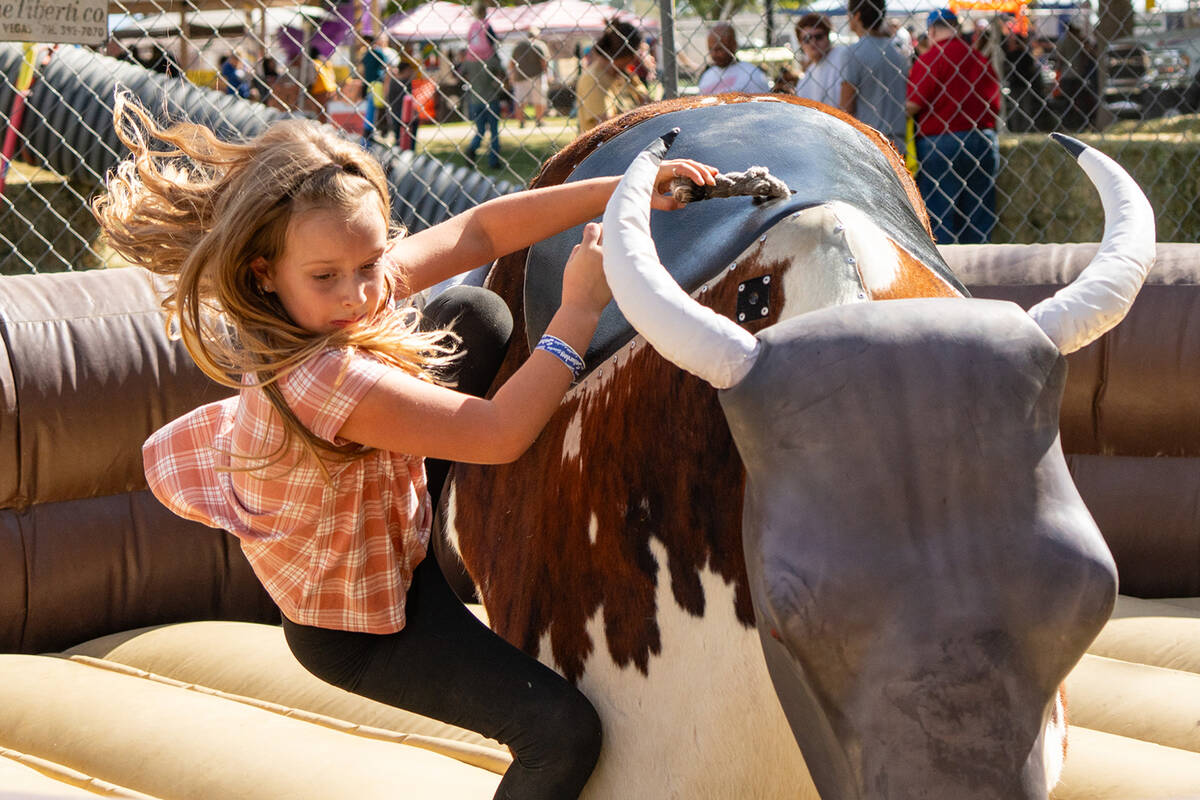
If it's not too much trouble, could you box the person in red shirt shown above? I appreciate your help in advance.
[906,8,1002,243]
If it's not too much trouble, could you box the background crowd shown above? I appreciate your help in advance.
[567,0,1103,245]
[551,0,1101,246]
[104,0,1112,247]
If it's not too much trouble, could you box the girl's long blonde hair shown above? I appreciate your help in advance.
[94,94,457,470]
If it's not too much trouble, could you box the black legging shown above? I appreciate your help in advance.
[283,555,601,799]
[283,285,602,800]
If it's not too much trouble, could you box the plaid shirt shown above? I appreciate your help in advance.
[143,348,431,634]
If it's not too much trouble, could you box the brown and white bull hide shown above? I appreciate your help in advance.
[442,96,1000,799]
[590,122,1148,799]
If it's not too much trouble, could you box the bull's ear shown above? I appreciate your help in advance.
[1027,134,1156,354]
[602,133,760,390]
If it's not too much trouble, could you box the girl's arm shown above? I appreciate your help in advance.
[391,157,716,293]
[339,222,610,464]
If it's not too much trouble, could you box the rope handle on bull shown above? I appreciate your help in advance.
[668,166,792,206]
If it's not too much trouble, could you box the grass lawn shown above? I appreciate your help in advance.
[414,116,579,187]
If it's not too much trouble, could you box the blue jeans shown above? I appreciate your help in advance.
[468,99,501,167]
[916,129,999,244]
[361,96,377,145]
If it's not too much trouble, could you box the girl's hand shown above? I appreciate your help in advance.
[651,158,719,211]
[561,222,611,317]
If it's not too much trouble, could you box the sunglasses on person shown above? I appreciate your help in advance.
[799,30,829,43]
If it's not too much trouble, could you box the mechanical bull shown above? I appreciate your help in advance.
[441,95,1155,800]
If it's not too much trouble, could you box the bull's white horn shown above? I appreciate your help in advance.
[601,131,760,390]
[1027,134,1156,354]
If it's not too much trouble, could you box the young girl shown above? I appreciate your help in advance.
[94,94,716,799]
[576,20,650,134]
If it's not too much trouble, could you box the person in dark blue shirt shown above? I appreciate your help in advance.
[220,52,250,98]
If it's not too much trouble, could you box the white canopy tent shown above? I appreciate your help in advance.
[384,1,487,42]
[781,0,1093,40]
[511,0,658,38]
[108,5,331,70]
[108,6,328,39]
[385,0,658,44]
[782,0,1197,33]
[784,0,950,16]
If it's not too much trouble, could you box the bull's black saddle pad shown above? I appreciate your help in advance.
[523,101,963,367]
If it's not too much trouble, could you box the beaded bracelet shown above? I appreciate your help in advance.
[535,334,586,381]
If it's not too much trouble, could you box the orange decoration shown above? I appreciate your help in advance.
[949,0,1031,34]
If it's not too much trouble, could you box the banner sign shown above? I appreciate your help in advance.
[0,0,107,44]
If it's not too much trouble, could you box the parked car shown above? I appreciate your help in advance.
[1036,49,1098,132]
[1103,41,1191,119]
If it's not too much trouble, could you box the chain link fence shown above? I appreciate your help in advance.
[1,0,1196,274]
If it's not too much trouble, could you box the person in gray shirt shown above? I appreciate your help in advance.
[794,13,844,107]
[839,0,910,155]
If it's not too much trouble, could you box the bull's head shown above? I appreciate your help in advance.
[601,132,1155,799]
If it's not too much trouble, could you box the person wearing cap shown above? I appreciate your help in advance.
[793,13,844,106]
[698,23,771,95]
[906,8,1001,244]
[839,0,909,155]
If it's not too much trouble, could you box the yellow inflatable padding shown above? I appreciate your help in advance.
[0,655,501,800]
[1053,726,1200,799]
[1089,595,1200,673]
[1066,653,1200,753]
[62,619,502,753]
[0,747,159,798]
[71,655,512,776]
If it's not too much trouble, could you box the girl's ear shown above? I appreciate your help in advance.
[249,257,275,292]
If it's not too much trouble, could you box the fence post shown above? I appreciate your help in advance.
[658,0,678,100]
[1,44,42,197]
[400,94,416,151]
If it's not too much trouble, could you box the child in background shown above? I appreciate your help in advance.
[307,45,338,123]
[576,20,649,134]
[93,94,716,800]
